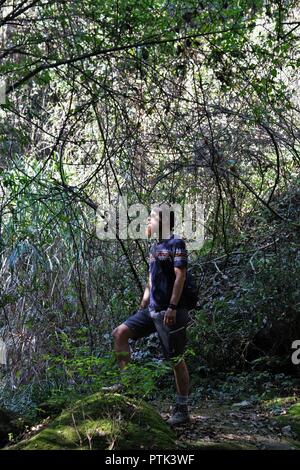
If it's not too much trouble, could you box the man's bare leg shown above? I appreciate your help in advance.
[167,359,190,425]
[112,324,134,370]
[102,324,135,392]
[173,359,189,396]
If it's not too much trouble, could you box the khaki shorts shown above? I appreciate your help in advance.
[124,306,190,360]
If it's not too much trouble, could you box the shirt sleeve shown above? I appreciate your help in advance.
[173,239,188,268]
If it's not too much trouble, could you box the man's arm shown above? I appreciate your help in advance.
[164,266,187,326]
[170,266,187,306]
[139,273,151,309]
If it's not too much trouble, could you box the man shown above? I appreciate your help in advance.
[110,204,190,425]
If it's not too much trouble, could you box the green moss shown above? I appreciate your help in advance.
[7,392,175,450]
[276,402,300,440]
[262,396,298,409]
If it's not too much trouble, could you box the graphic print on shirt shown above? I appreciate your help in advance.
[148,235,188,310]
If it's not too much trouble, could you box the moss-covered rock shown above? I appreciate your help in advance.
[276,402,300,440]
[0,407,25,447]
[7,392,175,450]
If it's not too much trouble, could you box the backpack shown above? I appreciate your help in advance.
[169,246,199,310]
[182,269,199,310]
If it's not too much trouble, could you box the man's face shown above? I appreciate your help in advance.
[146,206,171,238]
[146,210,159,238]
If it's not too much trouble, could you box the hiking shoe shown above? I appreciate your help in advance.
[101,383,123,393]
[166,404,190,426]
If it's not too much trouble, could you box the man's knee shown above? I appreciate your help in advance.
[112,324,133,341]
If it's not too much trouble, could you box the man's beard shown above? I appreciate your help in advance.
[146,224,152,238]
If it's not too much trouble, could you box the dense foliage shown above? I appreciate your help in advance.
[0,1,299,425]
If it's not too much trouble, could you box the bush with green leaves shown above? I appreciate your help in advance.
[42,333,173,404]
[188,249,300,371]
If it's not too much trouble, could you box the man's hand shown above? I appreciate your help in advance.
[164,307,176,326]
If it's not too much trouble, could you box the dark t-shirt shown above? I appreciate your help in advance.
[149,234,188,311]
